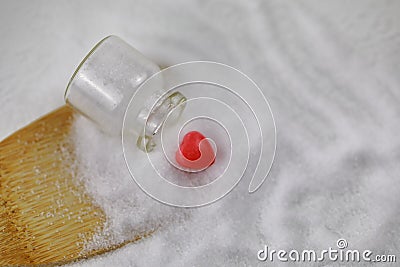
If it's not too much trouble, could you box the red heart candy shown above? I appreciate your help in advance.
[175,131,215,170]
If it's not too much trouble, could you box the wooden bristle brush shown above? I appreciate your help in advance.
[0,106,147,266]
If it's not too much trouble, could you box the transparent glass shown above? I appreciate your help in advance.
[64,35,185,150]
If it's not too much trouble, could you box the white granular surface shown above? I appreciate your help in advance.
[71,115,188,251]
[1,1,400,266]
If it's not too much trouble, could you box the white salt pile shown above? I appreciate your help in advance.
[70,114,189,251]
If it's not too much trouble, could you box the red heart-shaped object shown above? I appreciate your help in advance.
[175,131,215,171]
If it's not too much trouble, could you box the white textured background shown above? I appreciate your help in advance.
[1,0,400,266]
